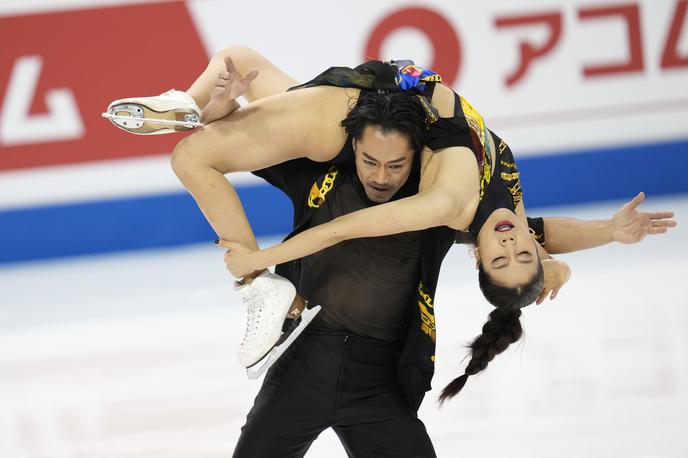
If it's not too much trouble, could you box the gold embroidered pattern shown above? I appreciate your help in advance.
[509,181,523,206]
[460,96,493,199]
[530,227,546,246]
[416,95,438,124]
[479,150,492,200]
[417,282,436,342]
[308,166,339,208]
[460,96,486,149]
[497,139,522,204]
[498,139,509,155]
[422,74,443,83]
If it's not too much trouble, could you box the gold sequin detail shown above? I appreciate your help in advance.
[308,166,339,208]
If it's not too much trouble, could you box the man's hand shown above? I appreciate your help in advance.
[612,192,677,244]
[210,56,259,106]
[536,259,571,305]
[216,239,260,278]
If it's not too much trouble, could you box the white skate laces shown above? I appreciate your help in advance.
[102,89,203,135]
[235,270,297,368]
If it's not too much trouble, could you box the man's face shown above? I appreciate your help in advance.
[353,125,415,203]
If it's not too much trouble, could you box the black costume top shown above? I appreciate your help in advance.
[300,165,422,342]
[256,60,546,410]
[468,130,524,236]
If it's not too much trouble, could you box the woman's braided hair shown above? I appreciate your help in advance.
[439,262,543,404]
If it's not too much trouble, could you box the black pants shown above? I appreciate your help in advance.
[233,329,436,458]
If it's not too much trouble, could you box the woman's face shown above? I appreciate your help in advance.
[475,208,539,286]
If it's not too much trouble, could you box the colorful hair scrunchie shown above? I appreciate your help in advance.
[394,62,443,91]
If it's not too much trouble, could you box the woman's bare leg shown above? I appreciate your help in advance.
[172,86,357,252]
[175,44,310,259]
[186,45,299,106]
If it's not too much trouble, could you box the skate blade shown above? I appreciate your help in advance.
[246,305,321,380]
[101,106,203,135]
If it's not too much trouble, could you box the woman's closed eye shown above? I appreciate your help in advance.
[491,256,508,269]
[492,252,533,269]
[517,251,534,262]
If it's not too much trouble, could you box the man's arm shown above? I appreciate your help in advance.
[540,193,676,254]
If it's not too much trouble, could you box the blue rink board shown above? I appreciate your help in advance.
[1,137,687,264]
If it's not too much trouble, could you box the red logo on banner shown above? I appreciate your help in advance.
[0,1,208,171]
[365,7,462,86]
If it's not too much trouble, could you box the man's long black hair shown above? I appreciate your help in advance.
[340,91,428,155]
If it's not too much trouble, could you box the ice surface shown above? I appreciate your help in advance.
[1,195,686,457]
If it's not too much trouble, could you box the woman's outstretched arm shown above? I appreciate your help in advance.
[220,186,456,277]
[541,192,676,254]
[219,146,480,277]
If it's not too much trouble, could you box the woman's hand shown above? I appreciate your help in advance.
[210,56,259,106]
[202,56,259,124]
[536,258,571,305]
[216,240,261,278]
[611,192,677,244]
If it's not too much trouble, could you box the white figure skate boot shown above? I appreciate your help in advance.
[235,270,321,379]
[102,89,203,135]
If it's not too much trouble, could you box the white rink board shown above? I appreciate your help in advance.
[1,196,687,457]
[0,0,686,157]
[1,0,686,263]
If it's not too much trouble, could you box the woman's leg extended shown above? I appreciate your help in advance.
[171,86,357,250]
[186,44,299,106]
